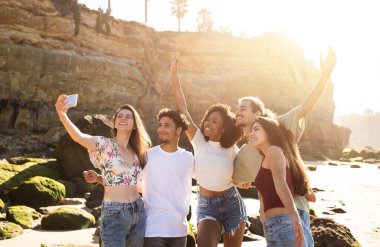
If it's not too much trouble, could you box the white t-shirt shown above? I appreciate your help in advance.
[190,128,238,191]
[140,145,194,237]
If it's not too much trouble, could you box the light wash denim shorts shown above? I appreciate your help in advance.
[197,186,248,235]
[100,197,146,247]
[264,211,314,247]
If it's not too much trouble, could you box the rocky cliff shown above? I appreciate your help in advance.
[0,0,349,159]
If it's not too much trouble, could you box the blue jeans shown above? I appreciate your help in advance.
[100,197,146,247]
[143,236,187,247]
[264,212,313,247]
[298,209,314,247]
[197,186,248,235]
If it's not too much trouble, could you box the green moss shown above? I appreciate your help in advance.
[41,206,95,230]
[6,206,41,228]
[57,179,76,198]
[0,198,4,211]
[0,162,60,199]
[0,221,23,240]
[9,176,65,209]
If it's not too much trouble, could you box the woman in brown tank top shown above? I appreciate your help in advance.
[249,116,314,247]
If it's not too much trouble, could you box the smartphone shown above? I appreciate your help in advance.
[65,94,78,108]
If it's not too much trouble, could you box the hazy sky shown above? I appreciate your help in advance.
[79,0,380,115]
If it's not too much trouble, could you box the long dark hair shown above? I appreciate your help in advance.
[112,104,151,168]
[200,104,243,149]
[255,116,309,195]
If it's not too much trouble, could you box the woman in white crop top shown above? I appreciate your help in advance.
[171,54,247,247]
[55,96,151,247]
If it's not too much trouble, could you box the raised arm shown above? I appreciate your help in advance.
[297,47,337,118]
[170,54,197,140]
[55,94,96,151]
[266,147,304,247]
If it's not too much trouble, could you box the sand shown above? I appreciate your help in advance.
[1,161,379,247]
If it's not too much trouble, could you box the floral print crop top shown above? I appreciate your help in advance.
[88,136,141,186]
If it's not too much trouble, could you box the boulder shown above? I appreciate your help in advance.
[8,176,65,209]
[307,165,317,171]
[0,161,60,199]
[71,177,98,197]
[247,215,264,236]
[41,206,95,230]
[341,147,359,159]
[54,114,112,180]
[57,179,76,198]
[85,184,104,209]
[6,206,41,228]
[186,222,196,247]
[91,206,102,222]
[311,217,360,247]
[350,164,361,168]
[0,221,23,240]
[0,198,4,211]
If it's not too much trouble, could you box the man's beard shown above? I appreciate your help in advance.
[159,138,169,144]
[235,121,247,128]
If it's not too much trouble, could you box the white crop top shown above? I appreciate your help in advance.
[190,128,238,191]
[88,136,141,186]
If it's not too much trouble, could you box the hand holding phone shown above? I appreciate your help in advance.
[65,94,78,108]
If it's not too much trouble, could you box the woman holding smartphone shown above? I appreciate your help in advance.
[55,95,151,247]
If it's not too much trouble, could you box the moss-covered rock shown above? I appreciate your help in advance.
[0,198,4,211]
[0,161,60,199]
[41,206,95,230]
[57,179,76,198]
[9,176,65,209]
[91,206,102,222]
[187,221,196,247]
[0,221,23,240]
[8,157,56,165]
[6,206,41,228]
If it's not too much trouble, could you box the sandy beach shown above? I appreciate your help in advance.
[1,161,379,247]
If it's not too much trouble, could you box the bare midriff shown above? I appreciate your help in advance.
[265,207,288,218]
[103,185,140,203]
[199,185,231,197]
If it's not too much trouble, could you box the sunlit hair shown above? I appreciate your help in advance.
[200,103,243,149]
[112,104,151,168]
[239,96,276,118]
[157,108,190,132]
[254,116,309,195]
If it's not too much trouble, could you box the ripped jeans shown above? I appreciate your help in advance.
[197,186,248,235]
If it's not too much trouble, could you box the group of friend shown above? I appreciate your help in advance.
[55,49,336,247]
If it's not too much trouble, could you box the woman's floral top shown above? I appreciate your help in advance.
[88,136,141,186]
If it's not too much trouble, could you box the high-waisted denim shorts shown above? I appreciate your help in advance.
[264,211,314,247]
[197,186,248,235]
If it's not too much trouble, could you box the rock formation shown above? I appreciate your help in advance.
[0,0,350,158]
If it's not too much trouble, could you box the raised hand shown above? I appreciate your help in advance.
[170,52,179,77]
[55,94,69,115]
[320,47,337,77]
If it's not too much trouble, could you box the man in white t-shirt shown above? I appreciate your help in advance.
[84,108,194,247]
[141,108,194,247]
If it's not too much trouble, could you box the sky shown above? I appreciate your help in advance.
[79,0,380,115]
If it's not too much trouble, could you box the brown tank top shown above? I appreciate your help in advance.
[254,161,295,212]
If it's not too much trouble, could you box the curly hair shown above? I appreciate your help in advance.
[157,108,190,132]
[200,103,243,149]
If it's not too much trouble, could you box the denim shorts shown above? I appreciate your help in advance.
[264,212,313,247]
[197,186,248,235]
[298,209,314,247]
[100,197,146,247]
